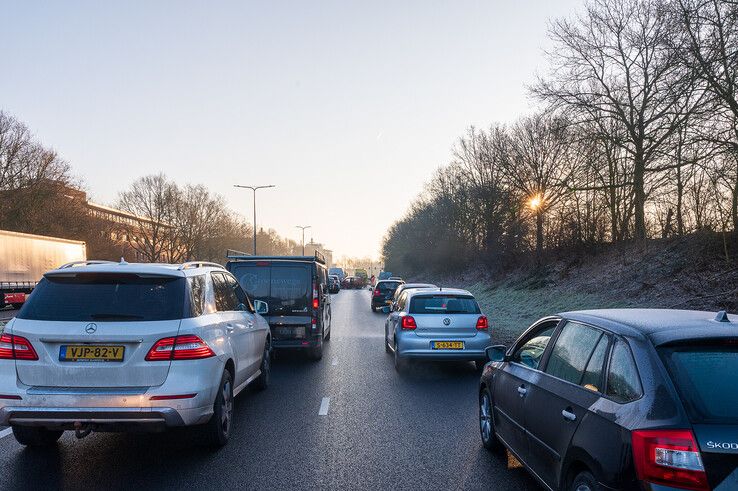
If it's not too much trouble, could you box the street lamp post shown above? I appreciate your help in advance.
[296,225,311,255]
[234,184,275,255]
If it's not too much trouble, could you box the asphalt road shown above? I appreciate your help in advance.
[0,289,539,491]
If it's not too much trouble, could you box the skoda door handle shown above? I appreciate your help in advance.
[517,385,527,397]
[562,408,577,422]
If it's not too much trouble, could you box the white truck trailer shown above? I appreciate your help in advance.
[0,230,86,309]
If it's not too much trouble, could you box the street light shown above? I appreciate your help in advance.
[234,184,275,255]
[296,225,311,255]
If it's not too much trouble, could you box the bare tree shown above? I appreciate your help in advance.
[533,0,704,240]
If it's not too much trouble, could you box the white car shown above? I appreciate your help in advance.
[0,260,271,447]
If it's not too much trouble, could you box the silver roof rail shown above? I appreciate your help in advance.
[178,261,225,271]
[58,260,117,269]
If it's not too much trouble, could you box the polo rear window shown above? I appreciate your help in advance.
[659,344,738,424]
[409,295,480,314]
[18,273,186,322]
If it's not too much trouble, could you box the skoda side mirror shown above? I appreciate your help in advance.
[381,306,391,314]
[253,299,269,315]
[485,345,508,363]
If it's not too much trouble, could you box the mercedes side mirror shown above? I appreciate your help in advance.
[253,299,269,315]
[485,345,508,362]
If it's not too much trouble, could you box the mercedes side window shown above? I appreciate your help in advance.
[187,275,206,317]
[224,273,253,312]
[512,321,558,370]
[545,321,603,385]
[212,272,238,312]
[606,339,643,403]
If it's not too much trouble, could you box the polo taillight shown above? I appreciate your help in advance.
[632,429,709,491]
[401,316,417,330]
[0,334,38,360]
[146,335,215,361]
[476,316,489,330]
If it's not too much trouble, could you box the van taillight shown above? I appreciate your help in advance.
[146,335,215,361]
[0,334,38,360]
[476,316,489,330]
[401,316,417,330]
[313,281,319,309]
[632,429,708,491]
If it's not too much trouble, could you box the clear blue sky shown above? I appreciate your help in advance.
[2,0,583,259]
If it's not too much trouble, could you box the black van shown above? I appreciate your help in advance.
[226,251,331,360]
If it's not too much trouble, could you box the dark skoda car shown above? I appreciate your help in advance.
[478,309,738,491]
[226,252,331,360]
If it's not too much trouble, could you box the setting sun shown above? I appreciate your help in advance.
[528,195,542,210]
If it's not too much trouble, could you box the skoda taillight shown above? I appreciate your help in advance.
[632,429,708,491]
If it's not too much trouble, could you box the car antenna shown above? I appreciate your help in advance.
[119,257,128,265]
[714,310,730,323]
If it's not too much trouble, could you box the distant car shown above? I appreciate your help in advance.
[371,279,404,312]
[378,271,393,281]
[328,275,341,294]
[1,260,271,447]
[479,309,738,491]
[391,283,438,308]
[388,276,403,282]
[342,276,358,289]
[328,267,346,281]
[226,252,332,361]
[384,288,491,371]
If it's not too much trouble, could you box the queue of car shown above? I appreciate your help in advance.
[2,256,736,491]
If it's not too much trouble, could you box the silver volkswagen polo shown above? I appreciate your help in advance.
[383,288,492,371]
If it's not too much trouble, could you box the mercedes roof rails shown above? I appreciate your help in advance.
[57,260,117,269]
[178,261,226,271]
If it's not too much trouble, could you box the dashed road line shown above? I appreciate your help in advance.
[318,397,330,416]
[331,358,338,366]
[0,428,12,440]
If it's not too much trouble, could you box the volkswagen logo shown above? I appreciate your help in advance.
[84,323,98,334]
[443,318,451,326]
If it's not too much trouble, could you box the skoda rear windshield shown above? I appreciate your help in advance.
[659,343,738,424]
[18,273,186,322]
[230,262,311,315]
[409,295,480,315]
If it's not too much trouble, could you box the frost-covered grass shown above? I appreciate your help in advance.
[466,281,627,345]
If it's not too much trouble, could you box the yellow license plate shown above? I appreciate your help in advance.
[60,345,125,362]
[433,341,464,350]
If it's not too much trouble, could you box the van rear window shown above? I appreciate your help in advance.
[230,263,311,314]
[409,295,480,314]
[659,345,738,424]
[18,273,185,322]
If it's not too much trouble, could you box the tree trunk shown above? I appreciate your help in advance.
[633,152,646,240]
[535,210,543,267]
[676,165,684,235]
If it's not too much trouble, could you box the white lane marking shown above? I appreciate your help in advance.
[331,358,338,366]
[318,397,330,416]
[0,428,12,439]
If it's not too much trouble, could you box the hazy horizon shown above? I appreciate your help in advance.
[2,0,583,259]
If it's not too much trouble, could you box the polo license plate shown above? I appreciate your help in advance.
[432,341,464,350]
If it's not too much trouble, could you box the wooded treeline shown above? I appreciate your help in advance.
[0,111,301,263]
[383,0,738,274]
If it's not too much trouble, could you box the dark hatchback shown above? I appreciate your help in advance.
[478,309,738,491]
[226,253,331,360]
[371,280,404,312]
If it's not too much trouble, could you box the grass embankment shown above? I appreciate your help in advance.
[436,232,738,346]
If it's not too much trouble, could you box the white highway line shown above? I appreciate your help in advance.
[318,397,330,416]
[331,358,338,366]
[0,428,12,440]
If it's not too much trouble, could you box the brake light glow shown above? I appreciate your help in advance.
[146,335,215,361]
[476,316,489,330]
[373,289,382,297]
[0,334,38,361]
[0,394,22,400]
[632,429,708,491]
[313,281,319,309]
[401,316,417,330]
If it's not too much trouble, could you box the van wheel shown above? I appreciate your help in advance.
[200,370,233,447]
[12,426,63,447]
[253,341,271,390]
[309,341,323,361]
[571,470,601,491]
